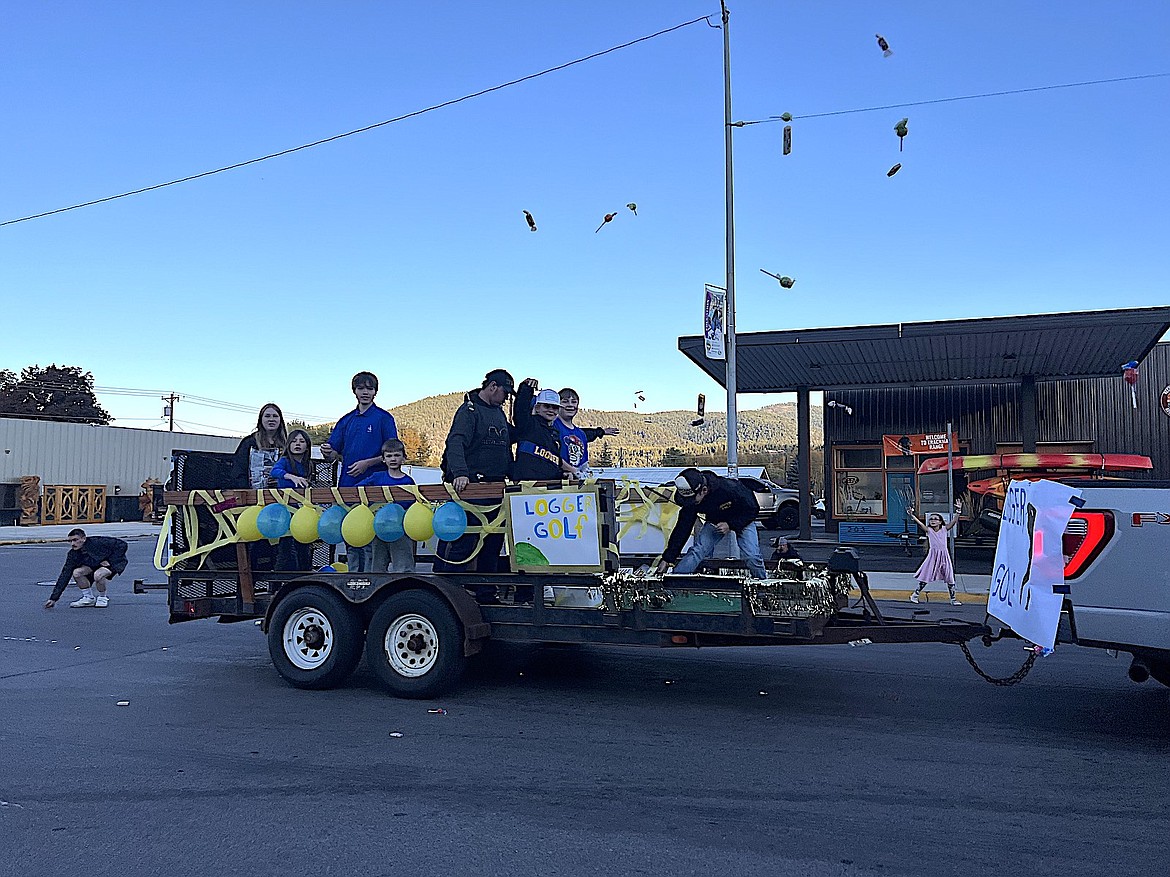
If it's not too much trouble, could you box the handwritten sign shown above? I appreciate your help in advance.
[988,479,1081,649]
[507,488,603,572]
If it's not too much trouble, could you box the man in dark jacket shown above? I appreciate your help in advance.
[654,468,767,579]
[44,529,129,609]
[435,369,515,578]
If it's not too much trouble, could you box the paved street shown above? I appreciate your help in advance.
[2,538,1167,877]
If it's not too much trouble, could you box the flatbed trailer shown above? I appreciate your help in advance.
[160,476,991,698]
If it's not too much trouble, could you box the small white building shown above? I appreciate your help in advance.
[0,417,241,524]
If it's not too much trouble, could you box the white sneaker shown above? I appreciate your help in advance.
[909,592,920,604]
[95,595,110,608]
[949,597,962,606]
[70,594,97,608]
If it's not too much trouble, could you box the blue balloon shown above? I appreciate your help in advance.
[256,504,292,539]
[374,503,406,543]
[317,504,347,545]
[432,501,468,542]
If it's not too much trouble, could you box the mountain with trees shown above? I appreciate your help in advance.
[0,365,111,425]
[334,392,828,486]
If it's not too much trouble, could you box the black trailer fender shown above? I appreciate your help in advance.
[262,574,490,657]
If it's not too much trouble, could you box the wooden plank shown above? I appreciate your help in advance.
[163,482,577,506]
[235,542,255,609]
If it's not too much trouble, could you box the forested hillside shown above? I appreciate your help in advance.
[360,393,826,473]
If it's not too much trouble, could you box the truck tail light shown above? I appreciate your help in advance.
[1062,511,1114,579]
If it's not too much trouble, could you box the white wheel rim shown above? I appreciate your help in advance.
[383,613,439,678]
[283,607,335,670]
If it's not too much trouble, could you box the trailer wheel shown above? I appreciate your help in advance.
[366,590,465,698]
[268,586,363,690]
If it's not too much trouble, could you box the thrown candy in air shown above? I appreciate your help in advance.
[876,34,892,57]
[887,163,902,177]
[626,202,638,215]
[1122,360,1140,409]
[894,117,909,151]
[523,210,537,232]
[595,212,617,233]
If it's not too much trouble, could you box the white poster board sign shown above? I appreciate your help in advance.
[507,488,603,572]
[988,479,1082,650]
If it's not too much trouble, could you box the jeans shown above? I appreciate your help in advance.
[345,544,369,573]
[673,522,767,579]
[370,536,416,573]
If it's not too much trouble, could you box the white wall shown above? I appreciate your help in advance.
[0,418,240,491]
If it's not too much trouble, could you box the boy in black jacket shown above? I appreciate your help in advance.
[44,529,129,609]
[654,468,767,579]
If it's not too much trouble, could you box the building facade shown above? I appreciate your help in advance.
[822,341,1170,538]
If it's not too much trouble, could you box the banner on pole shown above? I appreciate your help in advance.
[703,285,726,361]
[987,478,1082,650]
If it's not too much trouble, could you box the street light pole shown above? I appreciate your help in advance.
[720,0,739,479]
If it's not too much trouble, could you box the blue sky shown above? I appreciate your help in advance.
[3,2,1167,435]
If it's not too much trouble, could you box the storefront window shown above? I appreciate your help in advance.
[834,445,885,518]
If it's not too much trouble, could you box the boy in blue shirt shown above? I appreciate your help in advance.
[556,387,619,478]
[322,371,398,571]
[357,439,416,573]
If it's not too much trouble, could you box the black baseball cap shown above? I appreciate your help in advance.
[484,369,515,392]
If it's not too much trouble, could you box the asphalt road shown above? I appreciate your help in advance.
[2,539,1167,877]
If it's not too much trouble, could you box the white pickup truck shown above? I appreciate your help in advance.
[1058,480,1170,688]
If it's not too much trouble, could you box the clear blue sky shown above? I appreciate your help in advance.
[3,2,1167,435]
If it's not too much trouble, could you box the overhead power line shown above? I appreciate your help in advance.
[0,14,714,228]
[735,72,1170,125]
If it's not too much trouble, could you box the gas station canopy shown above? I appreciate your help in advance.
[678,307,1170,392]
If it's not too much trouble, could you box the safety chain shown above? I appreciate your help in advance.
[958,641,1038,686]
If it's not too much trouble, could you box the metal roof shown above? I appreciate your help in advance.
[678,307,1170,392]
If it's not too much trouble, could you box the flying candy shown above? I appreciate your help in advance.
[887,163,902,177]
[523,210,537,232]
[876,34,892,57]
[894,118,909,152]
[626,203,638,216]
[1122,360,1139,409]
[595,212,617,233]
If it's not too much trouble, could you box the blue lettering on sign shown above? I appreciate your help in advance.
[991,562,1018,607]
[1003,485,1027,528]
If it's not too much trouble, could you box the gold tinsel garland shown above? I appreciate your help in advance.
[600,564,852,618]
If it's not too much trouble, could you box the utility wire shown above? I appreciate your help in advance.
[736,72,1170,125]
[0,14,714,228]
[2,376,329,422]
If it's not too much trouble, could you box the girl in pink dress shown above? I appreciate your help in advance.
[907,511,959,605]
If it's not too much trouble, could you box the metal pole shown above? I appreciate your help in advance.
[946,420,955,564]
[721,0,739,479]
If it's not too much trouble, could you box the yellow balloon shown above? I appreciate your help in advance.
[403,502,435,541]
[236,505,263,542]
[290,505,321,544]
[332,561,348,573]
[341,504,376,548]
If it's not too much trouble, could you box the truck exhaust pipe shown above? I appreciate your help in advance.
[1127,657,1151,684]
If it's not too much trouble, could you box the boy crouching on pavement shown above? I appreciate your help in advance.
[44,529,129,609]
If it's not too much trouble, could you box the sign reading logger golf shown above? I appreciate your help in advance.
[507,487,604,573]
[988,478,1082,650]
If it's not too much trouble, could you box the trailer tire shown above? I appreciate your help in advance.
[366,590,465,699]
[268,586,363,690]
